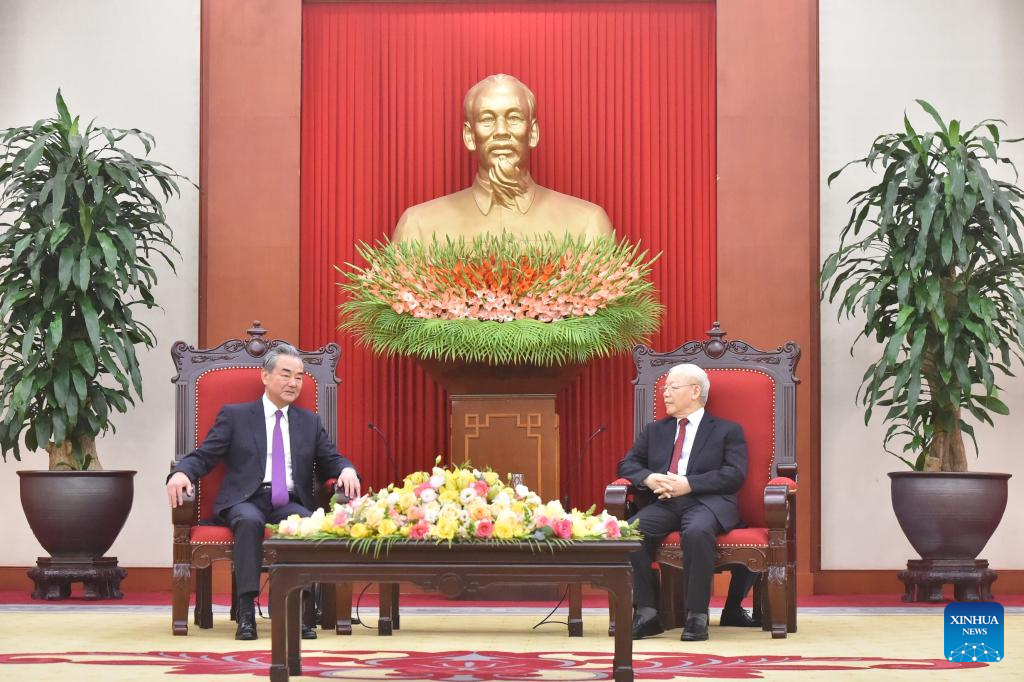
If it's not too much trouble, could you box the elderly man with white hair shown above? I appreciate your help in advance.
[617,362,748,642]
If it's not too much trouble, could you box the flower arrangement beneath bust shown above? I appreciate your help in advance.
[271,459,638,555]
[336,234,661,365]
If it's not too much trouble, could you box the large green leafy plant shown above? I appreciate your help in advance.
[0,91,189,470]
[822,100,1024,472]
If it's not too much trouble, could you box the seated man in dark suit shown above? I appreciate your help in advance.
[166,344,360,640]
[618,363,747,641]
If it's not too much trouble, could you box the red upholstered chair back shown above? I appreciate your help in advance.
[171,322,341,525]
[652,369,776,528]
[633,323,800,528]
[193,368,319,523]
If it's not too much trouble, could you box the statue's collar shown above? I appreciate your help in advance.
[472,175,536,215]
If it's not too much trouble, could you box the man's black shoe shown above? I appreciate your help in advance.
[235,613,258,640]
[681,615,709,641]
[719,606,760,627]
[301,624,318,640]
[631,613,665,640]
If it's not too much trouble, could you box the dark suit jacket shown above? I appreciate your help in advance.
[617,412,747,531]
[172,400,355,516]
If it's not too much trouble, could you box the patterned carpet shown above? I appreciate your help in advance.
[0,605,1020,681]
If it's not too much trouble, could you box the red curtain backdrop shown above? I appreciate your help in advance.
[300,1,716,509]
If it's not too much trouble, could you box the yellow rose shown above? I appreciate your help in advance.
[378,519,399,536]
[436,516,457,540]
[483,471,499,485]
[363,505,384,528]
[493,519,516,539]
[399,525,411,537]
[438,489,458,504]
[349,523,369,539]
[457,469,476,488]
[398,490,416,511]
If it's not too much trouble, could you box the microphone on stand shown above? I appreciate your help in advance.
[367,422,399,484]
[566,425,607,509]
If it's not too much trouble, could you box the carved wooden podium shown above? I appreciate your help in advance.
[419,359,584,502]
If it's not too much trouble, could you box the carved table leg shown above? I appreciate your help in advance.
[288,587,302,676]
[270,570,301,682]
[609,569,634,682]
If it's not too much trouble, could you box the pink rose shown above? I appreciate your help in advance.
[407,505,425,521]
[332,509,348,526]
[414,482,431,496]
[553,518,573,540]
[604,518,622,538]
[475,520,494,539]
[535,515,551,529]
[409,520,430,540]
[472,480,489,496]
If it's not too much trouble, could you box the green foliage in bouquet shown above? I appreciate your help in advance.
[336,234,662,365]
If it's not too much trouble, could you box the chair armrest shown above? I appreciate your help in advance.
[604,477,634,520]
[169,461,197,526]
[763,482,794,528]
[316,478,338,509]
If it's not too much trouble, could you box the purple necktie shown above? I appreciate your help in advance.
[271,410,289,508]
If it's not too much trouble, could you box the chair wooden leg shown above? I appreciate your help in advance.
[786,562,797,633]
[658,564,685,628]
[171,562,191,636]
[567,583,583,637]
[766,567,788,639]
[336,583,353,635]
[195,565,213,629]
[606,589,616,637]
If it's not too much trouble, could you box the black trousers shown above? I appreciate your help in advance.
[629,496,724,614]
[221,486,313,597]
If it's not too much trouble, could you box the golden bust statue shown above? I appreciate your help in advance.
[393,74,614,243]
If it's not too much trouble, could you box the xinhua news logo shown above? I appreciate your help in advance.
[944,601,1004,663]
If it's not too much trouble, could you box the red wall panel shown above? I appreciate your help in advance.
[300,1,717,508]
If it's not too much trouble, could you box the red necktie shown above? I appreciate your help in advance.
[667,418,689,475]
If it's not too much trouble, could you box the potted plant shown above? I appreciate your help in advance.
[821,100,1022,599]
[0,91,190,598]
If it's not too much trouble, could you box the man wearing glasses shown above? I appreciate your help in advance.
[618,363,748,642]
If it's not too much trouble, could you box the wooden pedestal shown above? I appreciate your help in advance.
[450,394,559,501]
[419,358,584,504]
[28,556,126,600]
[898,559,997,602]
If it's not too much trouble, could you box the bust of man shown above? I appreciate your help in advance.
[393,74,614,243]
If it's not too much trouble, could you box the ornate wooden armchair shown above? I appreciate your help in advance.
[589,324,800,638]
[169,322,353,635]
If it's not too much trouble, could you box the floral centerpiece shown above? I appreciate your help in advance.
[271,460,639,555]
[336,234,661,365]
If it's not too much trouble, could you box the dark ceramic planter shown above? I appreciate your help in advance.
[18,470,136,559]
[889,471,1010,560]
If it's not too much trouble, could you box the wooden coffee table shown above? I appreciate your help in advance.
[265,538,639,682]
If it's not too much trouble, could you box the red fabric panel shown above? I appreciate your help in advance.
[190,526,271,545]
[300,2,717,507]
[653,368,775,527]
[658,527,769,549]
[716,526,769,547]
[193,368,319,522]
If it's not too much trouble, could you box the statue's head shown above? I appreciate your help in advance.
[462,75,539,195]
